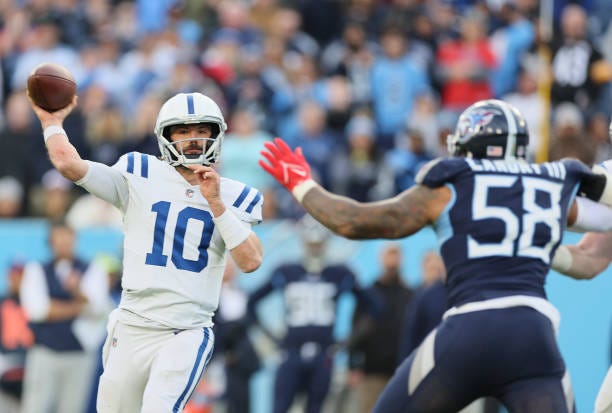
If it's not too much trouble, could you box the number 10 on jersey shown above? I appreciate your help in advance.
[145,201,215,273]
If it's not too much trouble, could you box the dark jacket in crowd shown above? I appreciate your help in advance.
[349,279,413,375]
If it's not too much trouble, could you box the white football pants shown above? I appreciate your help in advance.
[96,311,214,413]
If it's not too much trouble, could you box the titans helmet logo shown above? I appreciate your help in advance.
[458,108,502,140]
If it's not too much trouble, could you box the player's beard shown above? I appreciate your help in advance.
[183,142,204,159]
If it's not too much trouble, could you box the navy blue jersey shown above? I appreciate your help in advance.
[417,157,597,307]
[248,263,376,349]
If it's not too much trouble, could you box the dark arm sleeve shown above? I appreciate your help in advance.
[578,174,607,201]
[563,158,608,201]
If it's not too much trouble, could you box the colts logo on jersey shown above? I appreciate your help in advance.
[458,108,502,139]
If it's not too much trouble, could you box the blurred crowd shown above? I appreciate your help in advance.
[0,0,612,222]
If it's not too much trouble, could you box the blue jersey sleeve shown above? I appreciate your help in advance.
[415,158,471,188]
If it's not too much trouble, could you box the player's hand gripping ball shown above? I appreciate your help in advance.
[26,63,76,112]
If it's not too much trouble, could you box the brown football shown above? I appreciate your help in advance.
[27,63,76,112]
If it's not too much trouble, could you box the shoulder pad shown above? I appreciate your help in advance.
[337,266,357,289]
[415,157,470,188]
[221,177,263,224]
[113,152,151,179]
[322,264,355,285]
[559,157,591,176]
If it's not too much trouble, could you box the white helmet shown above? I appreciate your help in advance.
[154,92,227,166]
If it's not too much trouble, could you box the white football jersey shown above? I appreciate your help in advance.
[77,152,263,329]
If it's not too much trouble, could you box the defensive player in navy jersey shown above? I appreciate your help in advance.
[260,99,612,413]
[247,216,378,413]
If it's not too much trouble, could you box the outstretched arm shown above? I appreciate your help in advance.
[552,232,612,279]
[260,138,450,239]
[27,94,88,182]
[301,185,448,239]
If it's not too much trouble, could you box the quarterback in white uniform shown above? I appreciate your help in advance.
[27,91,264,412]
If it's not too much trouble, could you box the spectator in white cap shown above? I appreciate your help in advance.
[549,102,595,164]
[31,169,74,220]
[0,176,24,218]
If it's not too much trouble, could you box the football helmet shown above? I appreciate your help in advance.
[154,92,227,166]
[299,214,330,245]
[447,99,529,160]
[298,214,330,273]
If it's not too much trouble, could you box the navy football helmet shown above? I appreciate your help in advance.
[447,99,529,160]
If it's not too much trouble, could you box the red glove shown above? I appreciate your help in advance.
[259,138,317,201]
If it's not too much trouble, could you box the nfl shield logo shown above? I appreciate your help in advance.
[112,337,118,347]
[186,189,195,198]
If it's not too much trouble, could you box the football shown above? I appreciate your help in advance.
[26,63,76,112]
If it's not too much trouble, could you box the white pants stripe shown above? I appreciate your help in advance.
[408,328,436,395]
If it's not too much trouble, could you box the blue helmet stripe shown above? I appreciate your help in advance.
[186,94,195,114]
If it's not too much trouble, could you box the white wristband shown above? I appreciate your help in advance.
[292,179,318,203]
[551,245,573,273]
[213,209,252,250]
[43,125,67,143]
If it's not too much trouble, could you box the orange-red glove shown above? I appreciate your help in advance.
[259,138,317,201]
